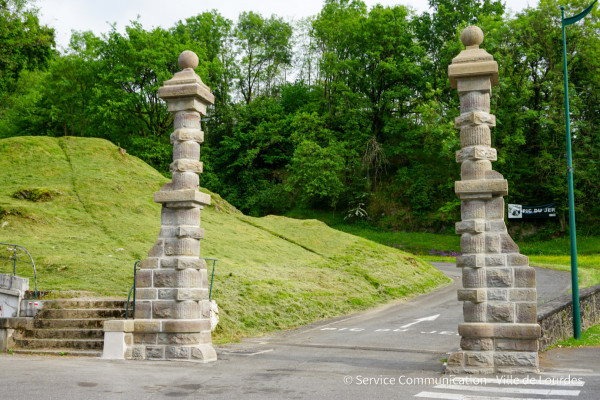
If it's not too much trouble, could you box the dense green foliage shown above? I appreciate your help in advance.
[2,0,600,234]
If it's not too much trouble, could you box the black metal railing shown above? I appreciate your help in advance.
[125,261,140,320]
[0,243,38,299]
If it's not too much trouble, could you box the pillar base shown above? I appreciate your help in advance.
[445,350,539,374]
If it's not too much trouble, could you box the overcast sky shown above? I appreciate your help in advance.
[36,0,539,50]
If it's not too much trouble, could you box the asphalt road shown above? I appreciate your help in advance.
[0,263,597,400]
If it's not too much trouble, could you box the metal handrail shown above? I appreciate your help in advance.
[201,258,217,300]
[0,242,37,299]
[125,261,141,320]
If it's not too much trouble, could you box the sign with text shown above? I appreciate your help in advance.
[508,203,557,219]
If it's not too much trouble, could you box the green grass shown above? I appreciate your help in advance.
[330,223,600,288]
[0,136,450,343]
[554,324,600,348]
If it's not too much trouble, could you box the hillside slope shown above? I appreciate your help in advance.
[0,136,449,341]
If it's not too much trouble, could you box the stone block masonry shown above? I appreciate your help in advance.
[103,51,216,362]
[446,26,540,374]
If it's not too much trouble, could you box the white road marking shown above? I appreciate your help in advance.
[434,384,580,396]
[401,314,441,329]
[415,392,568,400]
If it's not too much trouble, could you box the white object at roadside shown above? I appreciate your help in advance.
[210,300,219,331]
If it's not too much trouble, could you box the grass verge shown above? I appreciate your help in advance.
[553,324,600,348]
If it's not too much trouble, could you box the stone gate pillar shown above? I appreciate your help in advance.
[129,50,217,362]
[446,27,540,374]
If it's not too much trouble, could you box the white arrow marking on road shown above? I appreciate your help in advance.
[400,314,440,329]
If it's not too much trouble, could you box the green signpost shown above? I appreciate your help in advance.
[561,0,597,339]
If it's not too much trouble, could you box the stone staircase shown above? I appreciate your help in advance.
[11,299,129,357]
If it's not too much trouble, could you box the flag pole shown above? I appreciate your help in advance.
[561,5,581,340]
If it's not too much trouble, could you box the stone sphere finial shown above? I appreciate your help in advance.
[460,26,484,48]
[178,50,199,70]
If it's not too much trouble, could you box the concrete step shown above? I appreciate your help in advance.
[11,349,102,357]
[34,318,108,329]
[20,329,104,340]
[36,308,126,320]
[15,338,103,351]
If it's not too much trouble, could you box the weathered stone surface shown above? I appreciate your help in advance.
[166,345,191,360]
[463,268,486,288]
[516,303,537,323]
[170,128,204,144]
[135,270,153,288]
[163,319,209,333]
[486,268,512,287]
[514,267,536,288]
[485,234,500,253]
[133,320,161,333]
[458,288,486,303]
[136,288,158,300]
[161,257,207,270]
[487,289,507,301]
[154,270,177,288]
[133,333,157,345]
[485,197,505,219]
[495,339,538,352]
[456,146,497,163]
[174,112,201,130]
[485,254,506,267]
[455,111,496,129]
[140,258,159,269]
[460,337,493,351]
[191,344,217,362]
[446,351,464,366]
[456,219,485,234]
[493,352,538,368]
[145,345,165,359]
[461,160,492,180]
[455,179,508,197]
[154,190,211,206]
[134,302,152,319]
[169,159,203,174]
[104,320,134,332]
[456,254,485,268]
[487,303,514,323]
[508,253,529,266]
[158,333,202,345]
[464,302,486,322]
[509,289,537,302]
[464,351,494,367]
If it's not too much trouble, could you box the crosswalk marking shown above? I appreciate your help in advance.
[433,384,580,396]
[415,392,568,400]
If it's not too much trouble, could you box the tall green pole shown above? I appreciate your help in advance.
[561,6,581,340]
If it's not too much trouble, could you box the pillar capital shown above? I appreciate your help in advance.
[448,26,498,89]
[158,50,215,115]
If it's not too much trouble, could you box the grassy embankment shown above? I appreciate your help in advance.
[331,225,600,289]
[0,136,449,343]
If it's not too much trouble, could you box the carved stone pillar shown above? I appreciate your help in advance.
[129,50,216,362]
[446,27,540,374]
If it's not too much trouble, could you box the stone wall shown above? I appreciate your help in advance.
[538,283,600,351]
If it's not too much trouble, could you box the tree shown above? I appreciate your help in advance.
[0,0,54,115]
[235,12,293,104]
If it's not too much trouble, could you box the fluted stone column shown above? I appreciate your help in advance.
[129,50,216,362]
[446,27,540,374]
